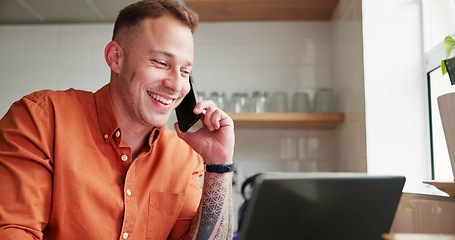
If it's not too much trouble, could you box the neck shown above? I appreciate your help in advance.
[123,127,152,160]
[116,112,153,159]
[109,83,153,159]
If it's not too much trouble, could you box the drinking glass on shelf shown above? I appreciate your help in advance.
[248,91,268,113]
[292,91,312,112]
[268,91,289,112]
[313,88,335,112]
[230,92,248,113]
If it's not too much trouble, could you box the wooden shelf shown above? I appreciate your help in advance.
[185,0,340,22]
[227,112,344,128]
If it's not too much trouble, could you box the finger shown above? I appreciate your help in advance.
[202,106,219,131]
[209,109,222,130]
[194,100,216,114]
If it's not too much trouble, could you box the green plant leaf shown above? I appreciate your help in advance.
[444,35,455,59]
[442,59,448,75]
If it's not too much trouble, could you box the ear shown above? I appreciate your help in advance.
[104,41,123,73]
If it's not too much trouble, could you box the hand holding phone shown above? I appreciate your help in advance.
[175,76,202,132]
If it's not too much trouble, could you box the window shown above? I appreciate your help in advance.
[427,64,455,180]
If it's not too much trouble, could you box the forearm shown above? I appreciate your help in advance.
[189,172,234,240]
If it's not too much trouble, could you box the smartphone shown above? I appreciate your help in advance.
[175,76,202,132]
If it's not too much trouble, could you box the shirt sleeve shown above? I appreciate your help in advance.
[0,96,55,240]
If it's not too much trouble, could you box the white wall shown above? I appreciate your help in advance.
[0,24,112,115]
[192,21,333,95]
[362,0,431,192]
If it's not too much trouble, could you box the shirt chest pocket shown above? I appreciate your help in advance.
[146,192,186,240]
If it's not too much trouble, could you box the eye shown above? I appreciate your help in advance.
[152,60,168,68]
[181,69,191,77]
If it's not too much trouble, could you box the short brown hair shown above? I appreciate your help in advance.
[112,0,199,41]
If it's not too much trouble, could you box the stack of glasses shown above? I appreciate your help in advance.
[197,88,336,113]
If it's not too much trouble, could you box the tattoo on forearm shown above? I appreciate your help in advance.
[190,173,234,240]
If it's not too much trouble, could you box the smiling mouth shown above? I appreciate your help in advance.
[148,92,173,105]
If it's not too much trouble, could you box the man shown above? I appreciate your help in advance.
[0,0,235,239]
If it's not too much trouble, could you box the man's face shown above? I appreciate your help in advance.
[115,15,194,128]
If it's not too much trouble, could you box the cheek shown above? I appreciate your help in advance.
[135,69,158,87]
[183,87,191,97]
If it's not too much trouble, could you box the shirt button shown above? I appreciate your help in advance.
[122,232,129,239]
[120,154,128,162]
[126,189,132,196]
[115,131,121,138]
[104,134,109,140]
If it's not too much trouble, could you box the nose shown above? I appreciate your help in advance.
[163,69,183,93]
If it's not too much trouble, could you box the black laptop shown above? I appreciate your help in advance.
[238,172,406,240]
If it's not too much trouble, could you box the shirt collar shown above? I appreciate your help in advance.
[95,84,121,143]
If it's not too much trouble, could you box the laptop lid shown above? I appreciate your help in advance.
[238,172,406,240]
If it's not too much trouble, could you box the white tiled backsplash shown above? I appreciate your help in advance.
[191,21,333,104]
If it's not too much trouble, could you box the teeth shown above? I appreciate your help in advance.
[149,92,172,105]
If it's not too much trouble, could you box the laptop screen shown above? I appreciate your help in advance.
[238,172,406,240]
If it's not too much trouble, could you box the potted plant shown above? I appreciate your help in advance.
[441,35,455,85]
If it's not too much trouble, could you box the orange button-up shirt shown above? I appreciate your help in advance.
[0,84,204,240]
